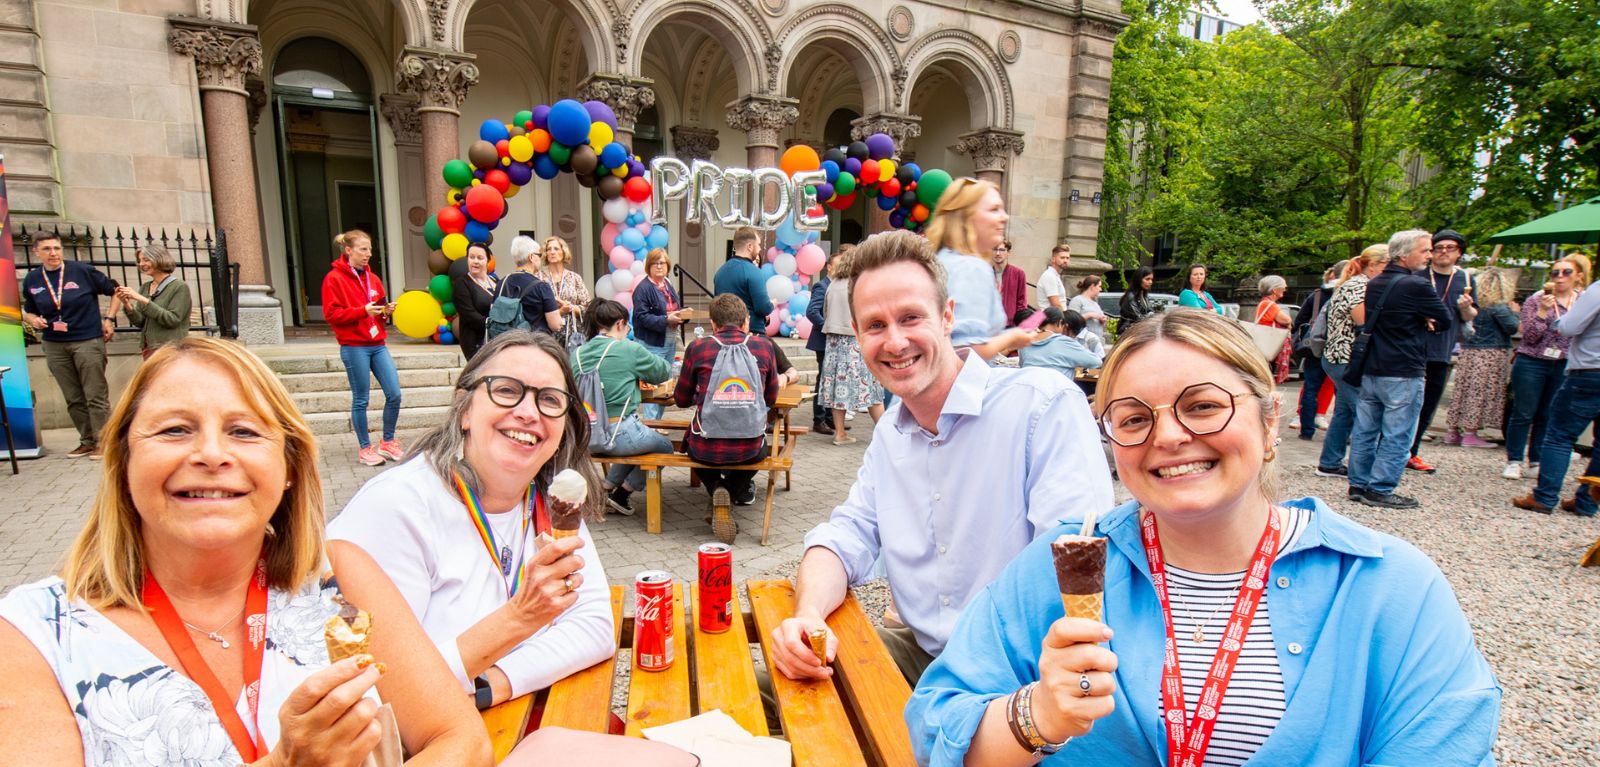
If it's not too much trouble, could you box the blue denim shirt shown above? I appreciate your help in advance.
[907,497,1500,767]
[937,248,1006,349]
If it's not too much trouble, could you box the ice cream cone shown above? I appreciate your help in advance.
[551,527,580,540]
[1060,592,1104,622]
[807,628,828,665]
[324,596,372,663]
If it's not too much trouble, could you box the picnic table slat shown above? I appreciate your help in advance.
[540,585,626,734]
[481,694,534,763]
[691,582,769,737]
[747,580,869,767]
[625,582,692,736]
[826,592,916,767]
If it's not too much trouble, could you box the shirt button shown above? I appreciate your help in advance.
[1276,576,1291,588]
[938,545,948,555]
[941,596,951,606]
[932,492,942,502]
[1288,642,1303,655]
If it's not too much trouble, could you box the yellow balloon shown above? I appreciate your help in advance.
[879,159,896,179]
[507,134,534,162]
[503,183,521,199]
[393,290,446,339]
[612,164,628,178]
[589,122,614,151]
[447,189,463,205]
[442,233,469,260]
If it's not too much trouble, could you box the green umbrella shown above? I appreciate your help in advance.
[1486,195,1600,244]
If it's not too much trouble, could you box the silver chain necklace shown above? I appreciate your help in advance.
[181,605,246,649]
[1171,580,1240,645]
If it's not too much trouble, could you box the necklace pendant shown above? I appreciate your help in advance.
[1192,626,1206,644]
[209,632,230,649]
[499,545,513,576]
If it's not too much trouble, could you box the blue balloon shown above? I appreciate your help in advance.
[904,162,922,181]
[618,228,646,251]
[647,225,670,249]
[547,99,592,147]
[775,213,805,247]
[479,119,509,144]
[814,182,835,202]
[788,291,809,316]
[533,154,560,180]
[760,262,778,279]
[806,230,821,244]
[600,142,628,169]
[876,192,898,211]
[463,220,490,243]
[780,322,794,336]
[821,160,840,183]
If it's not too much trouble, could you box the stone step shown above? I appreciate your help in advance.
[293,385,456,416]
[263,349,463,376]
[278,367,462,394]
[305,406,453,436]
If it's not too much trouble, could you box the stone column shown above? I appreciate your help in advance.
[397,47,479,220]
[851,114,922,234]
[578,73,656,147]
[169,17,281,345]
[380,92,430,289]
[956,128,1027,189]
[725,94,798,210]
[1058,16,1124,255]
[670,125,720,285]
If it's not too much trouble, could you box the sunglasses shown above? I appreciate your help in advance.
[1552,268,1576,277]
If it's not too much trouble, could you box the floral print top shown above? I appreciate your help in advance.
[0,574,375,766]
[1514,289,1575,361]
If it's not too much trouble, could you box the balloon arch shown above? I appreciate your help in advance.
[394,97,957,343]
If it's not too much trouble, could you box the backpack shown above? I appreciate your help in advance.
[486,276,531,339]
[1291,288,1326,359]
[691,335,769,440]
[573,340,622,451]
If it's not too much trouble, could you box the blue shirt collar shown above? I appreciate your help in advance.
[1092,495,1385,571]
[892,348,990,435]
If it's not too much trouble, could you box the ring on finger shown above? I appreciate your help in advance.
[1077,673,1093,697]
[563,575,575,593]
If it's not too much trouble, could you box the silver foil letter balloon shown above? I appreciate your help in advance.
[688,159,727,226]
[720,167,756,228]
[752,167,793,230]
[648,157,691,225]
[790,170,829,231]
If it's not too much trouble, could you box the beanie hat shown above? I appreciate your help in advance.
[1433,229,1466,249]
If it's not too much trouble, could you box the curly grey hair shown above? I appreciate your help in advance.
[1258,275,1287,295]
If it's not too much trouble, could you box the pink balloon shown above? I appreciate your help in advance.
[799,274,810,286]
[631,272,647,289]
[765,313,780,336]
[767,246,782,262]
[634,221,652,235]
[615,291,633,311]
[609,245,635,270]
[795,242,825,276]
[795,316,813,340]
[600,222,619,253]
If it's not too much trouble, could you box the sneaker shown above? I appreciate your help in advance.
[1315,415,1330,430]
[89,445,104,460]
[1288,418,1302,431]
[376,439,405,461]
[1511,493,1553,514]
[357,446,384,466]
[1528,462,1540,479]
[1405,456,1437,474]
[733,486,757,506]
[1315,465,1348,478]
[1348,486,1366,500]
[1460,433,1497,449]
[66,444,95,459]
[1361,490,1420,509]
[844,411,855,421]
[606,487,635,516]
[710,488,737,544]
[1502,462,1523,480]
[1297,432,1315,441]
[1442,431,1463,446]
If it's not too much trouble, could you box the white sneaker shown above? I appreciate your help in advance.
[844,411,855,421]
[1502,462,1522,480]
[1528,462,1540,479]
[1289,418,1302,431]
[1315,415,1330,429]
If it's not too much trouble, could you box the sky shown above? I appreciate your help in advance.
[1211,0,1264,25]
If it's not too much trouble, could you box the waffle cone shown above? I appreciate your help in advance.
[1060,592,1103,622]
[324,615,371,663]
[807,629,828,665]
[551,528,580,540]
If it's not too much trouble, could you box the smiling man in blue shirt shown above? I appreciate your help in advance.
[766,230,1113,685]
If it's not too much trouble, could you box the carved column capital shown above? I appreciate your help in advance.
[168,16,261,96]
[850,113,922,144]
[396,46,480,115]
[380,92,424,145]
[956,128,1026,173]
[578,73,657,134]
[724,95,799,150]
[670,125,721,161]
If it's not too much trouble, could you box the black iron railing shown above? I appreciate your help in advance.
[11,224,238,338]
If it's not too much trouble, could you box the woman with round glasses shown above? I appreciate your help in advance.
[907,308,1498,767]
[329,330,614,713]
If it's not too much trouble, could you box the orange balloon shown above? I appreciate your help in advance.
[779,144,821,177]
[529,129,553,153]
[911,203,929,223]
[487,256,497,273]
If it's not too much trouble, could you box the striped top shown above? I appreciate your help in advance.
[1160,506,1311,767]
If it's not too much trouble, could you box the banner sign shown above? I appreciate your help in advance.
[0,154,42,459]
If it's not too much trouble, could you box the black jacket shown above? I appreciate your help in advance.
[1362,264,1452,378]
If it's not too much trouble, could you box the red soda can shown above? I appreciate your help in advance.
[697,543,733,633]
[633,570,675,671]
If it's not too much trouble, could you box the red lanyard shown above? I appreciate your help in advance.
[355,268,378,301]
[655,279,677,312]
[43,266,66,310]
[141,558,269,762]
[1141,509,1282,767]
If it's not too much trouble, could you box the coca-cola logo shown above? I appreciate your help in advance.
[637,592,666,622]
[701,563,731,589]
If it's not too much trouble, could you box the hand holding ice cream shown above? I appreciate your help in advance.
[548,468,588,539]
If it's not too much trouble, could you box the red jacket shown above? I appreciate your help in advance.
[322,256,389,346]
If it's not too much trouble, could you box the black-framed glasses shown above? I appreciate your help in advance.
[1100,383,1253,447]
[1552,268,1576,277]
[466,375,572,418]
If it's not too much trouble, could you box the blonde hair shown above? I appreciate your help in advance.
[924,178,1000,257]
[335,229,371,254]
[1338,244,1390,285]
[542,236,572,266]
[1474,267,1515,307]
[644,248,672,274]
[60,338,325,610]
[1096,309,1282,502]
[1559,253,1592,288]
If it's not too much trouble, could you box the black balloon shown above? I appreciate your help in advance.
[468,140,499,170]
[597,174,624,200]
[846,141,869,161]
[896,165,916,185]
[823,148,847,166]
[899,190,918,208]
[571,144,599,175]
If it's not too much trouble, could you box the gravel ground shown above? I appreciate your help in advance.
[750,424,1600,765]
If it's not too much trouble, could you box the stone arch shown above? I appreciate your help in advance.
[452,0,610,72]
[257,4,396,93]
[242,0,428,47]
[901,29,1013,129]
[775,5,898,116]
[791,54,859,138]
[626,0,770,96]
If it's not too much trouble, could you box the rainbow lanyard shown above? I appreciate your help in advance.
[454,472,533,597]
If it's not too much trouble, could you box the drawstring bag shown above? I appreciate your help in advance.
[574,340,623,451]
[691,336,768,440]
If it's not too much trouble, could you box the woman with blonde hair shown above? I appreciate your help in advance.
[112,243,192,357]
[907,308,1498,767]
[925,178,1040,360]
[1444,268,1520,448]
[1503,253,1588,479]
[537,236,591,349]
[322,229,403,467]
[0,337,491,765]
[1315,244,1389,477]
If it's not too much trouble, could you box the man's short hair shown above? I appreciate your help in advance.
[1060,309,1087,336]
[1052,244,1071,256]
[1387,229,1432,263]
[33,232,62,249]
[709,293,748,328]
[732,227,760,254]
[842,230,948,314]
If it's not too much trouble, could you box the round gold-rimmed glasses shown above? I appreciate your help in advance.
[1100,382,1253,447]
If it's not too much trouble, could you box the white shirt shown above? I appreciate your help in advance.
[328,458,614,698]
[1037,267,1066,308]
[803,351,1114,655]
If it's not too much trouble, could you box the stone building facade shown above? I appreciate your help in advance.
[2,0,1126,341]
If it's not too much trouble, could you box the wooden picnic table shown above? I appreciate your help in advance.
[481,579,914,766]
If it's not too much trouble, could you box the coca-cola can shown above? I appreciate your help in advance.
[697,543,733,633]
[633,570,675,671]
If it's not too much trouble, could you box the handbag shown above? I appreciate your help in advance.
[1239,301,1291,365]
[1342,277,1401,388]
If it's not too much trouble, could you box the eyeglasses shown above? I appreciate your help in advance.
[1552,268,1577,277]
[466,375,572,418]
[1100,383,1253,447]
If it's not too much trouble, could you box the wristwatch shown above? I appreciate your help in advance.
[473,674,494,710]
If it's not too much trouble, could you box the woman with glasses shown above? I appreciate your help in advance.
[572,298,673,515]
[329,330,614,715]
[908,309,1498,767]
[1503,255,1587,479]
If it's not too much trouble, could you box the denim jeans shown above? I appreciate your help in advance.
[340,345,402,448]
[1348,375,1425,495]
[1410,360,1453,456]
[639,339,676,420]
[1506,354,1565,462]
[594,415,673,492]
[1318,360,1359,470]
[1532,371,1600,515]
[1298,358,1329,438]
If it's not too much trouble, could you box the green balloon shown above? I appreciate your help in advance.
[835,172,857,197]
[440,301,456,318]
[428,273,453,302]
[547,141,572,167]
[514,109,533,127]
[442,159,474,190]
[916,168,953,208]
[422,216,444,251]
